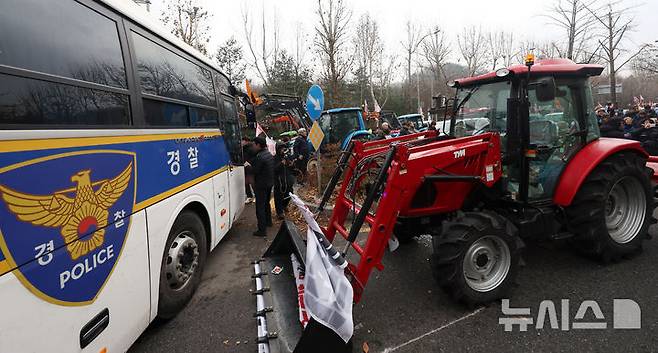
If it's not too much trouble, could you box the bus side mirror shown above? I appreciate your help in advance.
[228,85,238,97]
[535,77,556,102]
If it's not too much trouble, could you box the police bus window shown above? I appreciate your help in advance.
[0,0,127,88]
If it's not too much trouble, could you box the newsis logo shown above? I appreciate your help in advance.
[499,298,641,331]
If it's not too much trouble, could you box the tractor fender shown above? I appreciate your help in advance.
[646,156,658,183]
[553,137,648,206]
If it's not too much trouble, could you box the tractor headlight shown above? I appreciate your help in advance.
[495,68,511,78]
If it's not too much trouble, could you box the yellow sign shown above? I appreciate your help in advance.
[308,121,325,151]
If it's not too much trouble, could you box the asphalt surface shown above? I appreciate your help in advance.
[130,204,658,353]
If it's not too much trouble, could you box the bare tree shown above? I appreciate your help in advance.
[314,0,353,106]
[422,26,451,89]
[457,26,489,76]
[215,37,247,85]
[515,39,563,63]
[372,53,398,108]
[488,30,517,70]
[544,0,597,62]
[354,14,385,107]
[161,0,211,55]
[632,43,658,76]
[401,21,434,111]
[291,23,314,96]
[585,1,649,104]
[241,3,281,88]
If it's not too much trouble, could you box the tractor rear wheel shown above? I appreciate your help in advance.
[431,211,523,306]
[566,152,654,262]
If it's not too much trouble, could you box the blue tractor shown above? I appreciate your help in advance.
[316,107,372,150]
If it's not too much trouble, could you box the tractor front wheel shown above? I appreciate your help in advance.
[431,211,523,306]
[566,152,655,262]
[393,219,420,244]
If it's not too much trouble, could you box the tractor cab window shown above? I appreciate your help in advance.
[454,81,511,138]
[583,82,601,142]
[523,79,585,200]
[320,110,361,145]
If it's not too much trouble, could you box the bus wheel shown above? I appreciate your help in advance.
[157,211,208,320]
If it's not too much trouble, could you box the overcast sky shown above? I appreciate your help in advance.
[144,0,657,78]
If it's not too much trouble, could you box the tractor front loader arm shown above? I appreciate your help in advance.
[254,132,503,352]
[325,132,503,301]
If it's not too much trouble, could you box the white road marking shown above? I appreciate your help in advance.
[380,307,486,353]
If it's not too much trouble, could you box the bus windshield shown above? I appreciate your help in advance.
[454,81,511,137]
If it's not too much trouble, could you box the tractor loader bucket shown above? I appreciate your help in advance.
[254,221,354,353]
[253,220,306,353]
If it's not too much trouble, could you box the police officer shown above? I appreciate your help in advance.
[249,137,274,236]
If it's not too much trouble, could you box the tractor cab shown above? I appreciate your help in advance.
[318,107,370,150]
[447,58,604,202]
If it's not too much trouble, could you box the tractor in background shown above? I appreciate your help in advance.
[316,108,372,150]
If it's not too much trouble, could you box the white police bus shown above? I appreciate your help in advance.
[0,0,245,351]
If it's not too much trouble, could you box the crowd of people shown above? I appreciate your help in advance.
[598,102,658,155]
[241,128,310,237]
[373,120,432,139]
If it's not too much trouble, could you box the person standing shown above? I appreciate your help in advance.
[241,137,256,203]
[293,128,310,183]
[273,143,295,219]
[250,137,274,237]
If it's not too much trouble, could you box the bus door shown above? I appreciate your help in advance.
[215,98,245,242]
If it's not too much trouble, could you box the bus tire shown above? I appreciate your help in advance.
[157,210,208,320]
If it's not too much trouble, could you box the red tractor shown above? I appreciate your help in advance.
[255,57,656,351]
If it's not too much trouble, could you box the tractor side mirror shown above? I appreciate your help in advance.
[534,77,556,102]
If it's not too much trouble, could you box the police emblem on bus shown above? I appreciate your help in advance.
[0,151,136,305]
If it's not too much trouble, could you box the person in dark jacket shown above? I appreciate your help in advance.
[398,122,412,136]
[622,116,635,137]
[293,128,310,183]
[273,143,295,219]
[372,122,392,140]
[599,114,624,138]
[631,118,658,155]
[242,137,256,203]
[249,137,274,236]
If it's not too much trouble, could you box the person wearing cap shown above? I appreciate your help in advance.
[293,128,310,184]
[250,137,274,236]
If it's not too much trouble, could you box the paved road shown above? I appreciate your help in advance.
[130,205,658,353]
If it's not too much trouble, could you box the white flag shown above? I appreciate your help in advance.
[266,136,276,155]
[255,123,266,137]
[290,194,354,343]
[373,98,381,113]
